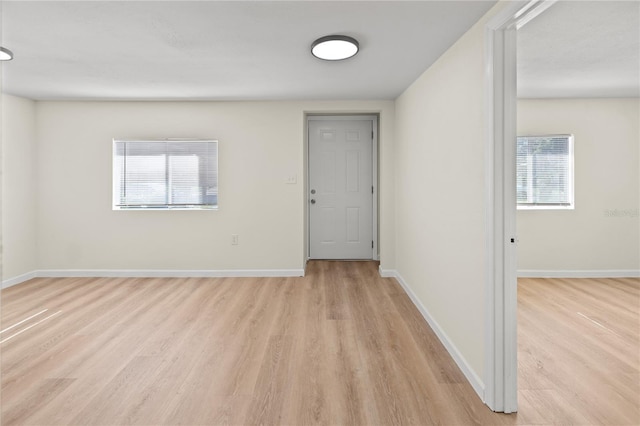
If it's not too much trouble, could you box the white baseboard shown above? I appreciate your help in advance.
[382,269,485,401]
[518,269,640,278]
[3,269,305,287]
[2,271,38,289]
[378,265,396,278]
[38,269,305,278]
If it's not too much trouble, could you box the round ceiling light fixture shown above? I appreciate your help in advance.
[0,47,14,61]
[311,35,359,61]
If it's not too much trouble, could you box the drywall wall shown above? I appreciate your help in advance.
[29,100,394,274]
[517,98,640,274]
[394,4,499,387]
[2,94,37,281]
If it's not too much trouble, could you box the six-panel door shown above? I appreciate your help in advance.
[308,118,374,259]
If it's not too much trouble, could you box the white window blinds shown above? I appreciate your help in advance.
[113,140,218,210]
[516,135,574,209]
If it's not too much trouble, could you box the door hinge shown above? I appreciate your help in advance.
[371,131,374,140]
[372,240,374,248]
[372,186,374,194]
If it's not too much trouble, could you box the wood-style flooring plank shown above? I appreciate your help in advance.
[1,263,638,425]
[517,276,640,426]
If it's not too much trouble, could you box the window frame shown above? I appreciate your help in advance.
[516,134,574,211]
[112,139,218,211]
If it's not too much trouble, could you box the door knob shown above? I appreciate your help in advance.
[310,199,316,204]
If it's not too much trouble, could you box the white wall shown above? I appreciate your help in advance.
[27,100,394,274]
[517,98,640,274]
[2,94,38,282]
[394,4,501,388]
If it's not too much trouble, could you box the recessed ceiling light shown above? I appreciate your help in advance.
[0,47,13,61]
[311,35,359,61]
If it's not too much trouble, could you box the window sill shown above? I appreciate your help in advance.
[113,206,219,211]
[517,205,574,211]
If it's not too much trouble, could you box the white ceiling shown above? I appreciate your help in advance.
[3,1,637,101]
[518,0,640,98]
[0,0,496,101]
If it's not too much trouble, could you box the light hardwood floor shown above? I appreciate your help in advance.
[0,261,638,425]
[517,276,639,425]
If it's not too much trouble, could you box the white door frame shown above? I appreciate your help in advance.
[306,114,379,261]
[483,0,557,413]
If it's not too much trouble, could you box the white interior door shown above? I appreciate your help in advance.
[308,117,374,259]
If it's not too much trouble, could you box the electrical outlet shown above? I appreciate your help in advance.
[231,234,239,245]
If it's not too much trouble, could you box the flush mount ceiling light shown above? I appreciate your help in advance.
[0,47,13,61]
[311,35,359,61]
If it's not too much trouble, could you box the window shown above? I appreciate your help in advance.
[516,135,574,209]
[113,140,218,210]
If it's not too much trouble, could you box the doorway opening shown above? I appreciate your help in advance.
[484,0,556,413]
